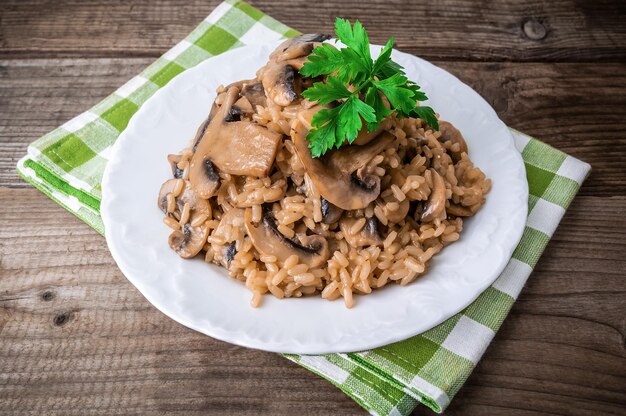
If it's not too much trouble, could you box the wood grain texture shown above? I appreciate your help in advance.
[1,0,626,415]
[1,0,625,62]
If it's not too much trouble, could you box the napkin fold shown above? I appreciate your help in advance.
[16,1,591,414]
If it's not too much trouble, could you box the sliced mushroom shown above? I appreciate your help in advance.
[244,208,329,268]
[389,168,423,201]
[300,172,344,224]
[394,199,411,222]
[191,103,219,152]
[209,208,245,267]
[190,86,282,198]
[224,241,237,265]
[158,180,211,259]
[291,120,394,210]
[233,96,254,116]
[158,179,177,213]
[296,104,332,130]
[167,154,183,178]
[189,159,220,200]
[169,222,209,259]
[321,197,343,224]
[241,81,267,108]
[438,121,468,163]
[270,33,331,62]
[158,179,211,217]
[340,217,383,248]
[178,182,211,217]
[213,207,245,238]
[258,34,331,107]
[209,80,266,123]
[353,118,393,145]
[421,169,447,222]
[257,62,297,107]
[376,198,410,224]
[447,203,475,217]
[402,145,418,164]
[282,56,309,71]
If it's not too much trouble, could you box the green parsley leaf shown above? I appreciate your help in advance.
[378,59,405,79]
[308,107,340,157]
[373,73,415,114]
[300,43,343,78]
[334,18,372,66]
[372,37,394,75]
[299,18,439,157]
[336,96,376,144]
[407,82,428,103]
[410,106,439,130]
[337,47,370,84]
[364,87,393,130]
[302,76,352,105]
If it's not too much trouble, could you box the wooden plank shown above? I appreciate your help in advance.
[0,58,152,188]
[0,0,625,62]
[1,188,625,415]
[2,58,625,195]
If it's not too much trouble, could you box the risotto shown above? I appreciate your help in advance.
[158,34,491,308]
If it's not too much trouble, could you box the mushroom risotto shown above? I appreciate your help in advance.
[158,34,491,308]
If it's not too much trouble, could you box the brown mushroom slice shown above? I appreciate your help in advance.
[189,158,220,200]
[258,34,331,107]
[447,203,476,217]
[291,120,394,210]
[241,81,267,109]
[158,179,211,218]
[158,181,211,259]
[169,222,209,259]
[376,198,410,224]
[233,96,254,116]
[389,168,423,201]
[321,197,343,224]
[244,208,329,268]
[189,86,282,198]
[223,241,237,265]
[270,33,331,62]
[215,87,281,175]
[213,207,245,239]
[296,104,331,130]
[177,182,211,217]
[158,179,177,213]
[191,103,219,152]
[300,171,343,224]
[211,208,245,267]
[438,121,468,163]
[394,199,411,222]
[328,131,394,175]
[340,217,383,248]
[353,118,393,145]
[257,62,297,107]
[219,81,259,119]
[421,169,447,222]
[283,56,309,71]
[167,154,183,178]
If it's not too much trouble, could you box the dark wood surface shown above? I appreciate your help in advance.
[1,1,625,415]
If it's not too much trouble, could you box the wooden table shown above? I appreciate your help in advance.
[1,1,625,414]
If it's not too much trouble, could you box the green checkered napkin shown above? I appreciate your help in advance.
[16,1,591,414]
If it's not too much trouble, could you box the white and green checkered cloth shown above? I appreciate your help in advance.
[16,1,591,414]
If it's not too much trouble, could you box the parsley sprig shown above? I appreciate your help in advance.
[300,18,438,157]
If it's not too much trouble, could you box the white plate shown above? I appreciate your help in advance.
[101,42,528,354]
